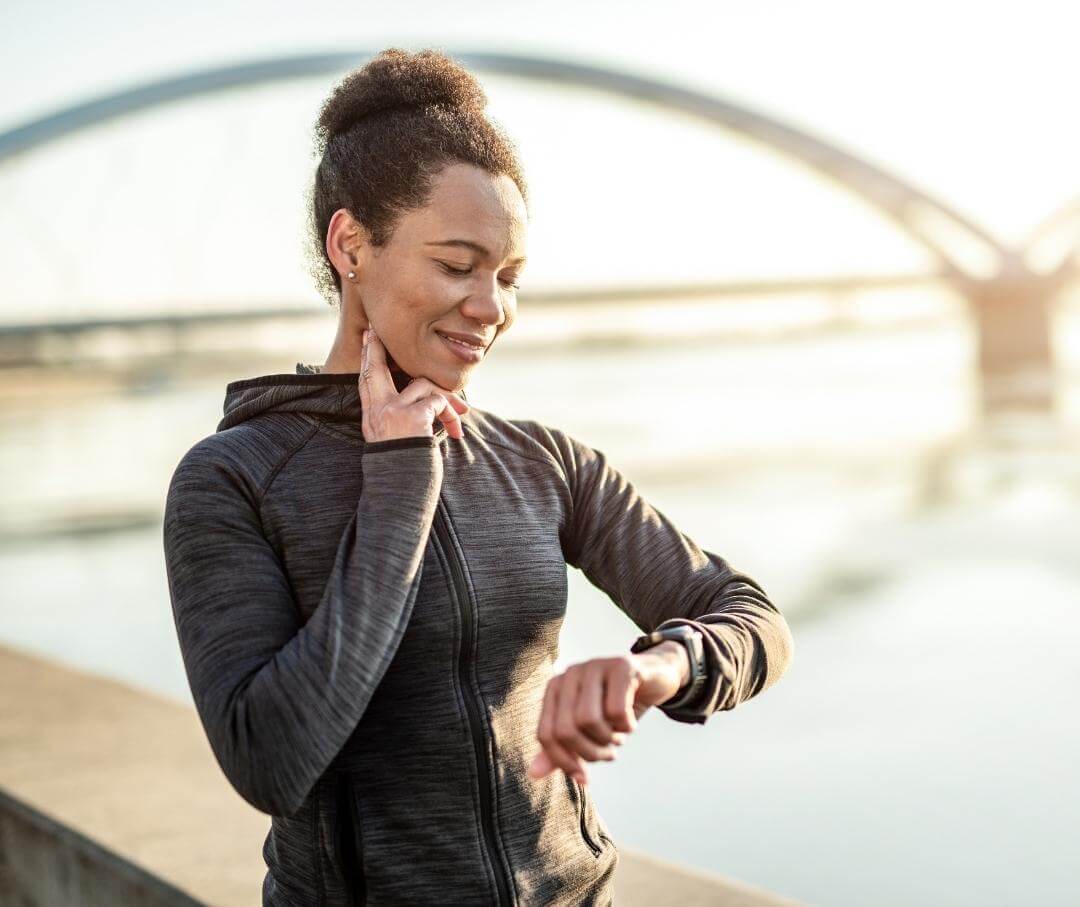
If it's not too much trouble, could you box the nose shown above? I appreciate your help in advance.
[460,279,506,330]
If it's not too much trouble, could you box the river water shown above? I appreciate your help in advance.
[2,310,1078,906]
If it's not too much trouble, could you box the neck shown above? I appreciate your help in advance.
[320,316,367,374]
[320,302,409,384]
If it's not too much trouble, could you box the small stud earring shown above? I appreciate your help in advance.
[347,271,356,280]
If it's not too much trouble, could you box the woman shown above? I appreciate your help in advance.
[163,47,794,906]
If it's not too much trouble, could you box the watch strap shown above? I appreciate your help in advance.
[630,624,708,710]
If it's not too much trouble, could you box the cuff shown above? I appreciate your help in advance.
[652,617,730,725]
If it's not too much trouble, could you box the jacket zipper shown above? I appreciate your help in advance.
[574,778,604,857]
[433,500,515,906]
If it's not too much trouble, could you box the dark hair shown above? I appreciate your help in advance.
[305,47,530,306]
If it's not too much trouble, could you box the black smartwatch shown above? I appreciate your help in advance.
[629,624,707,710]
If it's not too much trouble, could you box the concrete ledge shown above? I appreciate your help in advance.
[0,643,268,905]
[612,849,804,907]
[0,789,202,906]
[0,643,803,906]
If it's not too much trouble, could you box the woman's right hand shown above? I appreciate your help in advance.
[359,328,470,441]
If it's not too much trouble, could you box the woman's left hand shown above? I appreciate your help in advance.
[526,646,688,785]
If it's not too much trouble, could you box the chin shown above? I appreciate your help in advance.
[402,361,470,394]
[440,368,470,394]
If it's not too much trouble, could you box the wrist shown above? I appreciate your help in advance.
[642,639,691,689]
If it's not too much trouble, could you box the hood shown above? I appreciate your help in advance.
[217,361,464,432]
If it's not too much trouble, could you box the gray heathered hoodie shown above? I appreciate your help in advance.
[162,362,794,906]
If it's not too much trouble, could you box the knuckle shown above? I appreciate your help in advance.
[554,727,577,747]
[604,705,626,725]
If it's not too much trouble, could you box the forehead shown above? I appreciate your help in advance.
[408,162,527,262]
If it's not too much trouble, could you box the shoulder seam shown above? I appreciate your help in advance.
[474,428,566,476]
[258,420,322,502]
[316,420,363,446]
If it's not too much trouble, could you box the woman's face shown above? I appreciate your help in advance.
[342,162,528,393]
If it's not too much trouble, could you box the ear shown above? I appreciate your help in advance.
[326,208,369,279]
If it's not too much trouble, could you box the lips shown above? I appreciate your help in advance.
[438,330,490,362]
[436,330,487,350]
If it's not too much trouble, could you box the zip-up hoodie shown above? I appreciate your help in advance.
[162,363,794,906]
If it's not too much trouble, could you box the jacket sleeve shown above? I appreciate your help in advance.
[162,434,443,817]
[546,426,794,725]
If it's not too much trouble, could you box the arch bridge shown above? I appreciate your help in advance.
[2,50,1074,420]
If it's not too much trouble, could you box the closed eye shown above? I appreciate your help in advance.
[438,261,520,290]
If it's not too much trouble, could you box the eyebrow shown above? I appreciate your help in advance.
[425,239,526,266]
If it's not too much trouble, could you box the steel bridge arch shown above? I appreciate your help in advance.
[0,50,1007,279]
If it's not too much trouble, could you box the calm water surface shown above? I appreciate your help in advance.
[2,322,1078,907]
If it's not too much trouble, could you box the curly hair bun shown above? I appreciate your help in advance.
[315,48,489,148]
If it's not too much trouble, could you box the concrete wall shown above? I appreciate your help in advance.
[0,790,202,906]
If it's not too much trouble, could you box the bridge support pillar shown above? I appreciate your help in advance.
[968,279,1057,424]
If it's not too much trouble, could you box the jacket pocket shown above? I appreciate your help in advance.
[570,776,605,857]
[335,772,367,905]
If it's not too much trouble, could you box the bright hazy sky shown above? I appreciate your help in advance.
[3,1,1079,317]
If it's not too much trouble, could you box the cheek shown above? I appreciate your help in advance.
[403,273,456,322]
[376,288,442,340]
[500,299,518,332]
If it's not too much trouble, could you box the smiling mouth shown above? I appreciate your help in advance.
[436,331,485,353]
